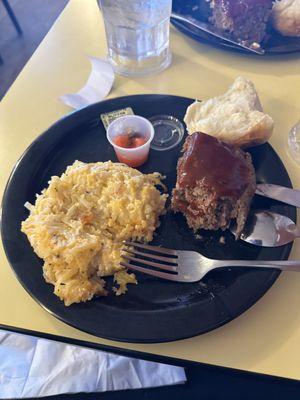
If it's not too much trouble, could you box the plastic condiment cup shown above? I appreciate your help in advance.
[106,115,154,168]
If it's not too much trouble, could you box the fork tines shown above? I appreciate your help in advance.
[121,241,179,281]
[124,241,177,256]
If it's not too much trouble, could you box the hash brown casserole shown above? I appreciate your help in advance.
[21,161,167,306]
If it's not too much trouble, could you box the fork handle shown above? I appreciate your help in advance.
[216,260,300,272]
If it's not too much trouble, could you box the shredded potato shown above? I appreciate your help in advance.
[21,161,167,306]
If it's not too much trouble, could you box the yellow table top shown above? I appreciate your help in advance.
[1,0,300,380]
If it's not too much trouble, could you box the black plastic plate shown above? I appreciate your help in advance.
[1,94,296,343]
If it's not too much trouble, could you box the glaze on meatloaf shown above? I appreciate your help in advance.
[210,0,273,47]
[171,132,256,237]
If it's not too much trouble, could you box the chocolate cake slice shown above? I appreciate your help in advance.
[171,132,256,237]
[209,0,273,48]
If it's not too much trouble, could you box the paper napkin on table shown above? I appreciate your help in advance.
[0,330,186,398]
[59,56,115,109]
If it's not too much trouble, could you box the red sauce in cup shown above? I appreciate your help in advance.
[114,152,147,167]
[113,133,147,149]
[113,132,149,167]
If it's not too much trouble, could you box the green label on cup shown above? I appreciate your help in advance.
[101,107,134,130]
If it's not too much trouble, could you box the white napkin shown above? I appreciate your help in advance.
[0,330,186,398]
[59,57,115,109]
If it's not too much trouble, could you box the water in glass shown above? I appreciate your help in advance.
[99,0,172,76]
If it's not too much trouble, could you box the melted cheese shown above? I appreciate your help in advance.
[21,161,167,305]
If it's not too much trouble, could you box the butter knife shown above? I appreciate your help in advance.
[171,12,265,55]
[256,183,300,207]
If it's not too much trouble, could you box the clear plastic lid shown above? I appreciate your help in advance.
[149,115,185,151]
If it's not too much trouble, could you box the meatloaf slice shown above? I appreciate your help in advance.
[171,132,256,237]
[209,0,273,48]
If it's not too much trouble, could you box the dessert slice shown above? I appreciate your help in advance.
[209,0,273,48]
[171,132,256,237]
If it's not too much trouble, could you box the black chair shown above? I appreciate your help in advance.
[0,0,23,64]
[1,0,23,35]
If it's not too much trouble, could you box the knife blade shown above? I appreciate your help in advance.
[171,12,265,55]
[255,183,300,207]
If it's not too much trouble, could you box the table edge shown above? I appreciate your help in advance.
[1,323,299,384]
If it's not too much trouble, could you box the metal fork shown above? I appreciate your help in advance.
[121,242,300,283]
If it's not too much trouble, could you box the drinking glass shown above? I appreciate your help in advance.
[98,0,172,77]
[288,120,300,164]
